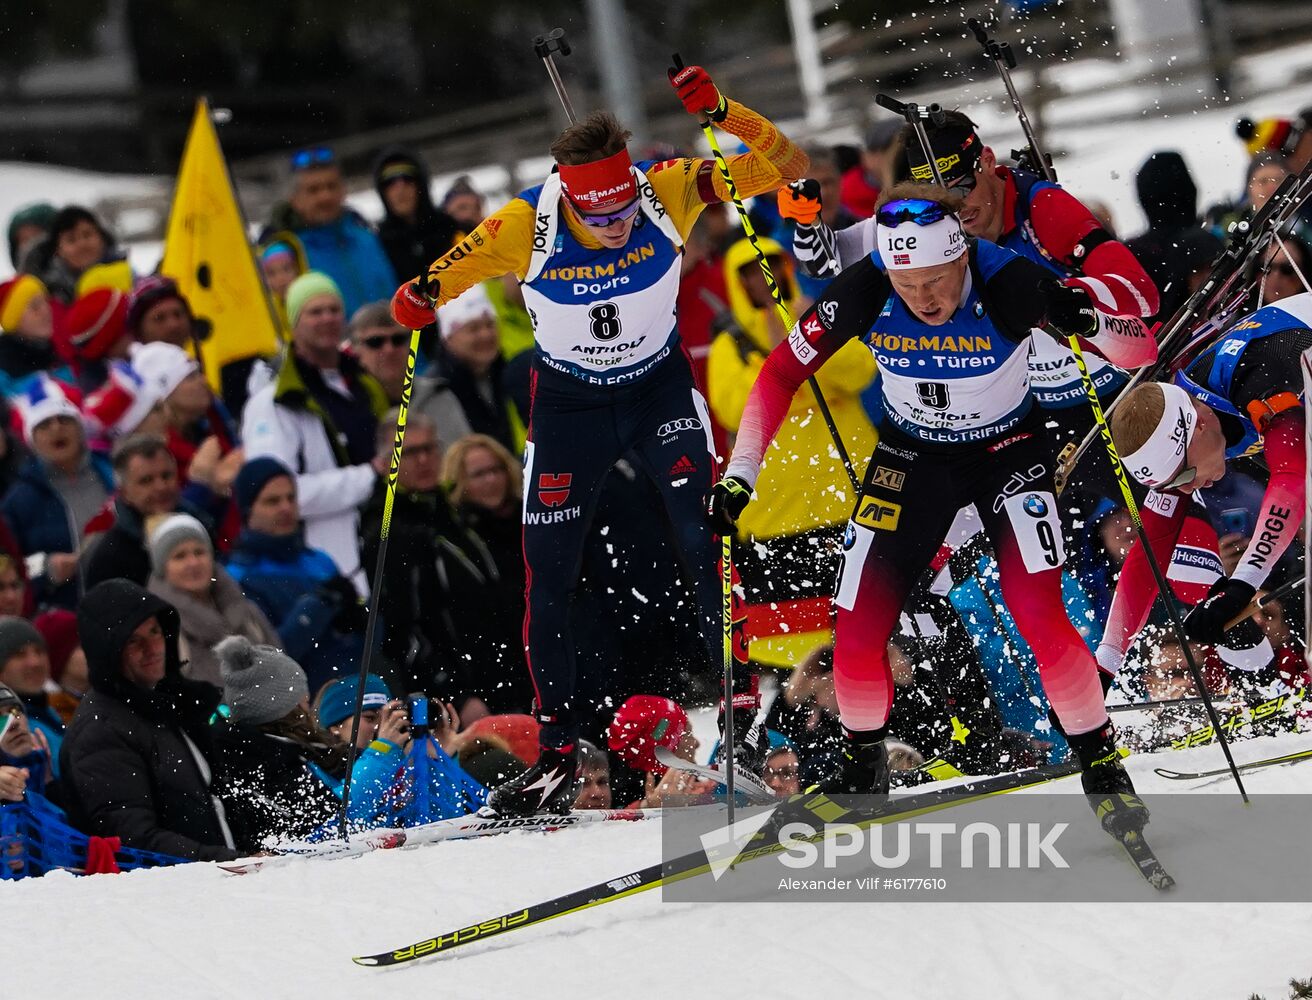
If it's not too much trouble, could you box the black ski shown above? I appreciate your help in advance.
[1114,828,1175,891]
[352,760,1081,967]
[1153,747,1312,781]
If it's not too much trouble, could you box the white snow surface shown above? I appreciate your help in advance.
[7,731,1310,1000]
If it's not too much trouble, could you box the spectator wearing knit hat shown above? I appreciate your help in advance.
[130,340,243,488]
[34,608,86,725]
[61,579,239,861]
[63,286,132,394]
[224,456,369,690]
[0,274,71,397]
[430,284,522,454]
[0,616,66,768]
[315,673,393,749]
[0,682,60,806]
[82,359,169,445]
[607,695,714,809]
[7,202,56,272]
[146,513,278,689]
[1,376,112,608]
[241,272,388,591]
[26,205,129,307]
[127,276,192,349]
[211,635,406,849]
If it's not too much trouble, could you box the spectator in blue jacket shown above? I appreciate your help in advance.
[2,376,113,608]
[0,682,60,805]
[224,457,366,690]
[261,147,397,316]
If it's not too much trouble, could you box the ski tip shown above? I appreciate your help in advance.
[352,956,381,967]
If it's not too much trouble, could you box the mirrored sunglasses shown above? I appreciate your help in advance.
[876,198,949,228]
[577,198,641,229]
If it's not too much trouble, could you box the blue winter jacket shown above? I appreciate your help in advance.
[224,528,364,688]
[293,211,398,316]
[1,452,114,607]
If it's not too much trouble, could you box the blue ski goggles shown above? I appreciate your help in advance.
[876,198,951,228]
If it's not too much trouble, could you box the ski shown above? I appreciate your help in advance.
[1153,747,1312,781]
[1113,828,1175,891]
[220,808,659,875]
[653,746,777,804]
[352,759,1083,967]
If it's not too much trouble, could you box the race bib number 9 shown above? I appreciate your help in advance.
[1000,490,1065,573]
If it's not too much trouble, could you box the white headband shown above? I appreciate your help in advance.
[1122,383,1197,488]
[877,216,967,271]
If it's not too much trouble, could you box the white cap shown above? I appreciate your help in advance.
[437,284,496,339]
[876,213,968,271]
[130,341,200,400]
[1121,383,1197,488]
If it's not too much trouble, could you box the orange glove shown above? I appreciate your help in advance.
[777,179,822,225]
[391,277,438,329]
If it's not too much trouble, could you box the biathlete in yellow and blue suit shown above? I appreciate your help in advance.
[392,63,807,816]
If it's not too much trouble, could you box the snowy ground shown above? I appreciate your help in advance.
[7,731,1310,1000]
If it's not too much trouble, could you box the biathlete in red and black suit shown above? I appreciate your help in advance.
[710,185,1156,833]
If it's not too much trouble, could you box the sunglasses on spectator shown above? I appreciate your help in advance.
[575,199,641,229]
[291,147,336,172]
[359,332,410,350]
[876,198,950,227]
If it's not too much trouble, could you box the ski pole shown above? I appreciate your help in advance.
[338,325,425,840]
[671,53,860,495]
[875,94,948,187]
[1062,329,1249,802]
[534,28,577,123]
[721,535,736,824]
[967,17,1056,182]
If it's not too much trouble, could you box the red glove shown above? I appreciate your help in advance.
[668,64,727,121]
[391,278,437,330]
[778,179,822,225]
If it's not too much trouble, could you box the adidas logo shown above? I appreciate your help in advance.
[669,455,698,480]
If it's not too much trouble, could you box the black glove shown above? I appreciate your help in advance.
[1183,577,1256,645]
[707,476,752,535]
[1039,280,1098,339]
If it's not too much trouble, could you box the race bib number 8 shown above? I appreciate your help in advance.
[1000,490,1065,573]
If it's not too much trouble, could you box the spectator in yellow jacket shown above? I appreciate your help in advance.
[708,235,876,669]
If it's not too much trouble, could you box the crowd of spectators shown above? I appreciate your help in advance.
[0,105,1308,875]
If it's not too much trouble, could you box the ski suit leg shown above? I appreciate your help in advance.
[832,436,958,733]
[969,431,1109,738]
[625,356,751,687]
[521,364,624,747]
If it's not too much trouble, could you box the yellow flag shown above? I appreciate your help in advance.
[161,98,280,391]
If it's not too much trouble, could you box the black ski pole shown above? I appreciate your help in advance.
[967,17,1056,182]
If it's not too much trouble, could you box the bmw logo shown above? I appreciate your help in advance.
[843,522,856,550]
[1023,494,1048,517]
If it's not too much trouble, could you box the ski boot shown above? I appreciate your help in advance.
[1067,722,1149,837]
[484,744,579,817]
[807,727,890,795]
[712,700,772,800]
